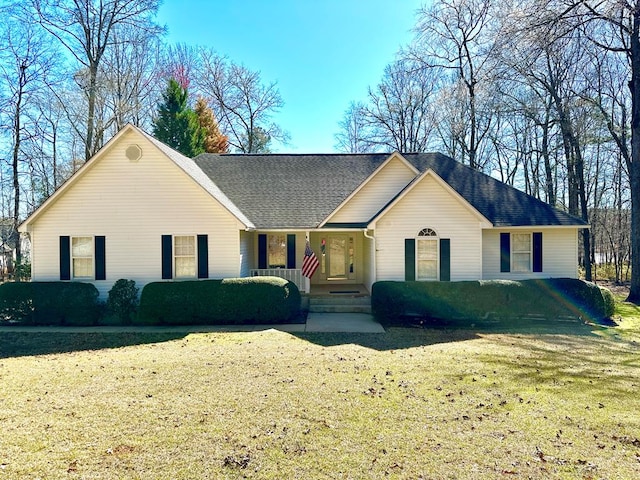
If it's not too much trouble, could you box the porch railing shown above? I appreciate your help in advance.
[250,268,307,293]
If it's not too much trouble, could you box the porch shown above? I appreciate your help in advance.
[247,230,375,294]
[249,268,369,295]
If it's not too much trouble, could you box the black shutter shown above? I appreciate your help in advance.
[500,233,511,273]
[533,232,543,273]
[197,234,209,278]
[59,236,71,281]
[95,236,106,280]
[258,234,267,269]
[440,238,451,281]
[161,235,172,279]
[405,239,415,281]
[286,234,296,269]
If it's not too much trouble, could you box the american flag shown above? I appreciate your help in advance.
[301,240,319,278]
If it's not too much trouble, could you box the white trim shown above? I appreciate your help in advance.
[71,235,95,280]
[173,234,197,279]
[511,232,532,273]
[369,169,493,229]
[319,152,419,228]
[416,228,439,281]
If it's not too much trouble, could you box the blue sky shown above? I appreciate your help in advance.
[156,0,426,153]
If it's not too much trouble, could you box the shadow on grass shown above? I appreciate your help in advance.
[294,318,601,351]
[476,329,640,400]
[0,317,610,357]
[0,331,187,359]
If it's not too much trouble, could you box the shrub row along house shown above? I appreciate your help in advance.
[19,124,587,299]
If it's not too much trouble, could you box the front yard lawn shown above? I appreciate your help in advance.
[1,313,639,478]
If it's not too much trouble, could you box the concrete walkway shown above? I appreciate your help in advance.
[0,313,385,334]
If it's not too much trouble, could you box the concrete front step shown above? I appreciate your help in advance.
[308,295,372,314]
[309,304,372,314]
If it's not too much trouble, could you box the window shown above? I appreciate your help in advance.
[268,234,286,268]
[417,228,438,281]
[512,233,531,272]
[72,236,94,279]
[174,235,196,278]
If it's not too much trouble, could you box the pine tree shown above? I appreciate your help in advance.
[194,97,229,153]
[152,78,204,157]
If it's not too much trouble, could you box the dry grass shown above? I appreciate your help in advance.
[1,320,639,479]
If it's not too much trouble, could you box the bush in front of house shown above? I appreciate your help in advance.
[106,279,139,324]
[371,278,615,326]
[136,276,301,325]
[0,281,100,326]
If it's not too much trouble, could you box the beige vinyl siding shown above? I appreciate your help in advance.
[329,157,415,224]
[28,130,243,298]
[363,233,375,292]
[239,230,254,277]
[482,228,580,280]
[375,175,484,281]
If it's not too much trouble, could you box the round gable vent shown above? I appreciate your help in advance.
[125,144,142,162]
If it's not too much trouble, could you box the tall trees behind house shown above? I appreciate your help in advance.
[0,1,286,251]
[196,49,288,153]
[30,0,164,162]
[152,78,204,157]
[0,4,60,264]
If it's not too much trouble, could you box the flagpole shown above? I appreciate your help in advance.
[305,232,311,293]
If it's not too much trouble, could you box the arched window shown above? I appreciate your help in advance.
[417,228,438,281]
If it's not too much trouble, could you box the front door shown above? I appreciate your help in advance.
[323,234,354,281]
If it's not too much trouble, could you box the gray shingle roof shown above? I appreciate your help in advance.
[193,152,587,229]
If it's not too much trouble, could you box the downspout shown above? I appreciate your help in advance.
[363,229,376,291]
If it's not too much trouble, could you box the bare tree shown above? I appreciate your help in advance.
[409,0,500,169]
[0,7,58,264]
[334,101,370,153]
[197,50,288,153]
[30,0,163,161]
[547,0,640,300]
[360,60,438,153]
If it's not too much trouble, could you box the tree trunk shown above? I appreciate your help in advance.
[84,64,98,162]
[12,64,26,267]
[628,5,640,302]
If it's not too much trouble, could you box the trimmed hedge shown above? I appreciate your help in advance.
[0,282,100,326]
[136,277,301,325]
[372,278,615,326]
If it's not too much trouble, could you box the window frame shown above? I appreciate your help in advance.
[511,232,532,273]
[416,228,439,282]
[71,236,94,279]
[173,235,197,279]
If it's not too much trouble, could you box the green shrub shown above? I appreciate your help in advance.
[599,286,616,318]
[106,279,139,324]
[372,278,614,326]
[136,277,301,325]
[0,282,100,326]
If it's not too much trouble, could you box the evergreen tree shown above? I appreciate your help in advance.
[194,97,229,153]
[152,78,204,157]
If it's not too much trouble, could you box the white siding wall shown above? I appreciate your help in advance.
[239,230,254,277]
[29,130,243,298]
[482,228,580,279]
[375,175,484,281]
[329,157,415,223]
